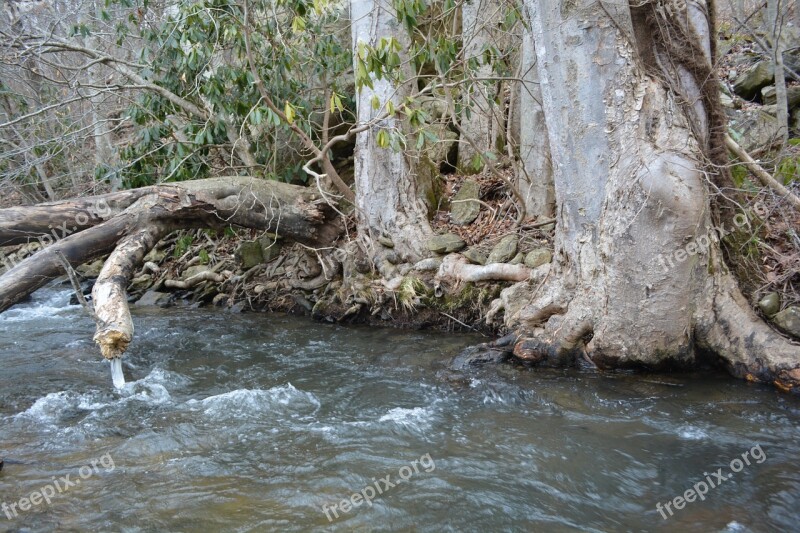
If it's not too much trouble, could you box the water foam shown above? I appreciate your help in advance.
[379,406,434,429]
[0,289,78,322]
[188,383,321,420]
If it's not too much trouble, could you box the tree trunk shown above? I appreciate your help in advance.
[350,0,433,260]
[458,0,503,172]
[0,176,340,357]
[86,1,121,191]
[506,0,800,389]
[767,0,789,142]
[517,15,555,219]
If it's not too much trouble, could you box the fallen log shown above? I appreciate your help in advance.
[0,176,341,366]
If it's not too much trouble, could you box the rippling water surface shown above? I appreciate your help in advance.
[1,287,799,532]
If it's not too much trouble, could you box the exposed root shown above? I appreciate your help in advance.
[436,254,531,283]
[164,270,227,290]
[695,271,800,391]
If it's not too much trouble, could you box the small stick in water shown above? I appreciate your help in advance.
[110,358,126,389]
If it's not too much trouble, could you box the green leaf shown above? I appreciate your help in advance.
[292,16,306,33]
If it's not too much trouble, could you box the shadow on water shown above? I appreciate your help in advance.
[0,287,798,532]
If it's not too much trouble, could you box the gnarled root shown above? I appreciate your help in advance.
[695,272,800,392]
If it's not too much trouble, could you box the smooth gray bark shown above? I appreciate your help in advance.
[507,0,800,388]
[517,16,554,219]
[458,0,503,171]
[350,0,432,259]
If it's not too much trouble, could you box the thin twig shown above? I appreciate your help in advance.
[440,311,488,337]
[54,250,101,325]
[725,134,800,210]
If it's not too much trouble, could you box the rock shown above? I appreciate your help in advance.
[758,292,780,316]
[418,95,449,119]
[144,248,167,263]
[383,251,401,265]
[129,274,152,292]
[462,247,487,265]
[135,290,170,307]
[450,344,511,370]
[525,248,552,269]
[761,85,800,109]
[509,253,524,265]
[487,234,518,264]
[228,302,245,313]
[413,257,442,271]
[729,110,782,152]
[783,44,800,74]
[258,235,282,263]
[427,233,466,254]
[378,235,395,248]
[76,259,104,278]
[772,306,800,339]
[540,223,555,232]
[732,61,773,101]
[235,240,263,269]
[182,265,209,280]
[719,91,735,109]
[450,179,481,225]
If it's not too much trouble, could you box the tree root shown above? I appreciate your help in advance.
[695,272,800,391]
[164,270,227,290]
[436,254,532,283]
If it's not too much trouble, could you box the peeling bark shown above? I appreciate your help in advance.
[510,0,800,391]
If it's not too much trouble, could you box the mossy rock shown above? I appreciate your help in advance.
[259,235,282,263]
[427,233,466,254]
[450,179,481,225]
[487,235,518,264]
[235,240,263,269]
[463,247,487,265]
[772,306,800,340]
[525,248,552,269]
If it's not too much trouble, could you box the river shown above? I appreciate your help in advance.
[1,287,798,532]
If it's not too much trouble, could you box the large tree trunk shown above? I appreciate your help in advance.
[505,0,800,389]
[350,0,433,260]
[0,176,340,358]
[517,19,555,219]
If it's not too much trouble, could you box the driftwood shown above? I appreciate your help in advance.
[0,176,340,360]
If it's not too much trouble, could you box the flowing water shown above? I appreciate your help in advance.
[1,287,799,532]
